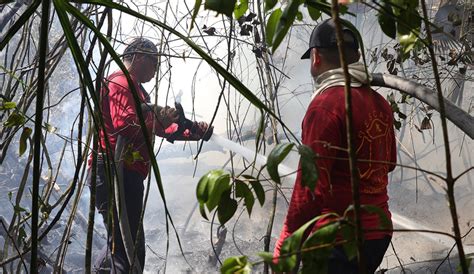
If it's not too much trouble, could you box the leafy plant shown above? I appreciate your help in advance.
[196,170,268,225]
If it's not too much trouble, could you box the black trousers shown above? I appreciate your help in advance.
[88,161,146,273]
[327,236,391,274]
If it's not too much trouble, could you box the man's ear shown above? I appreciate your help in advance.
[310,48,320,72]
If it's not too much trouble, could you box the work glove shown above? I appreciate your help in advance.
[155,105,179,129]
[140,103,179,129]
[190,121,213,141]
[164,121,213,142]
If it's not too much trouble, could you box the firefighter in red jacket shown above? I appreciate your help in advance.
[89,38,212,273]
[273,19,397,273]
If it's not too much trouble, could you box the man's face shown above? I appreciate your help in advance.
[133,54,158,83]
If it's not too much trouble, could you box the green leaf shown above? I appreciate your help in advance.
[243,175,265,206]
[394,0,421,35]
[307,4,321,21]
[301,222,339,273]
[361,205,391,229]
[272,0,302,53]
[298,145,319,191]
[398,112,407,120]
[206,172,231,211]
[199,203,209,221]
[196,170,231,219]
[190,0,202,31]
[339,4,349,15]
[277,215,319,272]
[304,222,339,247]
[267,143,295,184]
[257,252,279,269]
[19,127,32,157]
[305,0,333,19]
[221,255,252,274]
[345,204,391,229]
[399,32,418,55]
[391,0,409,16]
[0,101,16,110]
[387,92,399,113]
[196,173,210,204]
[196,170,230,212]
[204,0,237,17]
[397,10,421,35]
[132,151,143,161]
[217,192,237,225]
[377,2,396,39]
[123,145,135,165]
[394,119,402,130]
[265,0,278,12]
[235,180,249,198]
[4,111,26,127]
[265,8,282,46]
[234,0,248,19]
[340,223,357,260]
[199,203,209,220]
[401,93,411,104]
[236,181,255,215]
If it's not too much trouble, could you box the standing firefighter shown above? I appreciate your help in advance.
[88,38,212,273]
[274,19,397,273]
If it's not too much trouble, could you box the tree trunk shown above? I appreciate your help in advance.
[371,73,474,139]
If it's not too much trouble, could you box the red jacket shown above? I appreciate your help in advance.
[274,85,397,257]
[96,71,168,178]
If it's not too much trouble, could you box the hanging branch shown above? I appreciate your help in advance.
[255,0,282,271]
[330,2,365,273]
[30,0,50,272]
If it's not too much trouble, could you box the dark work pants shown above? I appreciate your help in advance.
[327,236,391,274]
[88,161,145,273]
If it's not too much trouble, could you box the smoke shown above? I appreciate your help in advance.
[175,89,183,104]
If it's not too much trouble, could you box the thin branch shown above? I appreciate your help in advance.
[330,4,365,273]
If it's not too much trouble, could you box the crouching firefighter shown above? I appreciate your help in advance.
[87,38,213,273]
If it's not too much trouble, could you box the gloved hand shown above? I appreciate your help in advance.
[140,103,179,129]
[155,106,179,129]
[190,121,213,141]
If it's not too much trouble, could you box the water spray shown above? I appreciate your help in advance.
[209,135,295,178]
[207,134,470,254]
